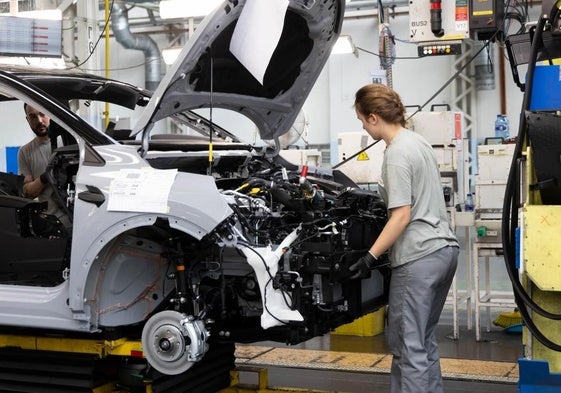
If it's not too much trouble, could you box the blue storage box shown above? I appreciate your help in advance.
[530,65,561,111]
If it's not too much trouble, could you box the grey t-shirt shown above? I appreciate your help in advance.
[17,137,65,221]
[378,129,458,268]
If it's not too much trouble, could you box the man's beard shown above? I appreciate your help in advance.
[33,126,49,137]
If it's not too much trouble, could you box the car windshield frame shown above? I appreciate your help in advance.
[1,67,251,146]
[0,69,114,147]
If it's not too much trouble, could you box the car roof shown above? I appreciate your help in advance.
[0,66,246,144]
[0,65,151,109]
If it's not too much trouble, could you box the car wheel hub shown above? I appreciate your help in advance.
[141,310,209,375]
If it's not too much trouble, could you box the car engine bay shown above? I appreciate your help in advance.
[1,142,389,348]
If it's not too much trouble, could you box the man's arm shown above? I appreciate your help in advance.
[19,148,47,199]
[22,175,46,199]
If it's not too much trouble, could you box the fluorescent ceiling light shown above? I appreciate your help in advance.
[159,0,222,19]
[17,9,62,20]
[0,56,66,69]
[331,35,358,57]
[162,46,182,65]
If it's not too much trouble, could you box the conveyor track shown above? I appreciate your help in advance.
[0,338,235,393]
[151,342,235,393]
[0,347,104,392]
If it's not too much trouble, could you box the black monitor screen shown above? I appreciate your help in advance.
[0,15,62,58]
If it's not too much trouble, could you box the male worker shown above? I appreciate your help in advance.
[18,103,71,229]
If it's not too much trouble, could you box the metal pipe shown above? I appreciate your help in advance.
[111,1,162,90]
[345,0,408,10]
[499,45,507,115]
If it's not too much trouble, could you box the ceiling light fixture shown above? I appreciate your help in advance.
[0,56,66,69]
[331,35,358,57]
[159,0,223,20]
[16,9,62,20]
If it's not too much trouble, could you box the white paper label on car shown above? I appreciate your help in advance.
[107,168,177,213]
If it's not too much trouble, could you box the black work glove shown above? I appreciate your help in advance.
[349,252,378,280]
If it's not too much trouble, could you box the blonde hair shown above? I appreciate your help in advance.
[354,83,406,127]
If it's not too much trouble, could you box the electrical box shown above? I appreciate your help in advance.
[408,108,470,226]
[475,183,506,217]
[409,0,469,43]
[407,110,465,145]
[469,0,504,41]
[433,147,458,172]
[337,132,386,184]
[279,149,322,167]
[418,40,463,57]
[475,144,515,219]
[477,144,514,181]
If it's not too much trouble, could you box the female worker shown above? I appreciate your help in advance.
[349,83,459,393]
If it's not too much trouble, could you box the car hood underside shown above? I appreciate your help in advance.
[133,0,345,142]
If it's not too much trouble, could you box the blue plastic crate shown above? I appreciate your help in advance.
[5,146,19,174]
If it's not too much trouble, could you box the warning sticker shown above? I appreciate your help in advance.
[456,5,468,21]
[357,152,369,161]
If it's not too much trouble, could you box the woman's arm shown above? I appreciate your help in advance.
[369,204,411,258]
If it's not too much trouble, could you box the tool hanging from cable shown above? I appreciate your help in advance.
[378,24,395,70]
[377,1,396,87]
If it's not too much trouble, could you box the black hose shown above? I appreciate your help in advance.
[502,14,561,351]
[270,185,300,211]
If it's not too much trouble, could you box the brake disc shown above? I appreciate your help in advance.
[141,310,207,375]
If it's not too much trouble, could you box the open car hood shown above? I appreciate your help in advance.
[133,0,344,141]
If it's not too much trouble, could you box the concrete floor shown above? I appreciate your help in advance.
[234,229,523,392]
[237,306,522,392]
[263,367,517,392]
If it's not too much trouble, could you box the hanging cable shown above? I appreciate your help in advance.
[502,13,561,352]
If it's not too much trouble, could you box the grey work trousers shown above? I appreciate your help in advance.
[387,245,459,393]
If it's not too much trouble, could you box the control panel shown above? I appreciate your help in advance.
[418,41,462,57]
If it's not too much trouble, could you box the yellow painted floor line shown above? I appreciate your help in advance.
[235,345,519,384]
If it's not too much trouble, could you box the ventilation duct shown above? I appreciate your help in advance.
[111,1,161,90]
[474,40,495,91]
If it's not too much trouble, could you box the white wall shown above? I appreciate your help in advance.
[0,101,33,148]
[0,101,37,172]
